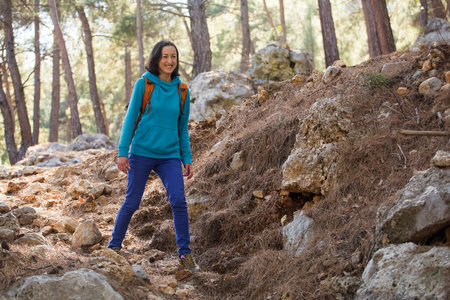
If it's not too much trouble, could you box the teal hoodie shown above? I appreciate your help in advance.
[118,72,192,166]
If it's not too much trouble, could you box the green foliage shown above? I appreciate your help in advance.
[358,72,393,88]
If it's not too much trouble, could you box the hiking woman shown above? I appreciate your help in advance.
[108,40,199,272]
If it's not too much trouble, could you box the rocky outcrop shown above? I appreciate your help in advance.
[411,18,450,51]
[1,268,123,300]
[250,42,313,81]
[355,243,450,300]
[282,211,316,256]
[189,70,255,122]
[376,166,450,247]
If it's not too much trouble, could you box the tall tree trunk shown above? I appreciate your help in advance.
[447,0,450,19]
[188,0,212,78]
[32,0,41,145]
[1,47,14,131]
[76,5,109,136]
[431,0,446,19]
[279,0,287,46]
[240,0,251,73]
[48,0,82,138]
[262,0,279,41]
[362,0,381,57]
[318,0,340,67]
[0,73,18,165]
[420,0,428,27]
[2,0,32,160]
[136,0,145,75]
[369,0,396,55]
[49,33,60,143]
[125,44,132,103]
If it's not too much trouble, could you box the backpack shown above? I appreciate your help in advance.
[127,78,188,141]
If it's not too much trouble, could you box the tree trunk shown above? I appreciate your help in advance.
[362,0,381,57]
[136,0,145,75]
[420,0,428,27]
[431,0,446,19]
[49,34,60,142]
[32,0,41,145]
[2,0,32,160]
[279,0,287,46]
[0,73,18,165]
[188,0,212,78]
[240,0,251,73]
[0,47,14,131]
[125,44,132,103]
[48,0,82,139]
[262,0,279,41]
[318,0,340,67]
[369,0,396,55]
[76,5,109,136]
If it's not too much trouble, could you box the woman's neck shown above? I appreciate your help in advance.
[159,73,171,83]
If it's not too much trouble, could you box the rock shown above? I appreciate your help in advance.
[132,264,150,281]
[52,217,79,234]
[148,220,177,252]
[145,249,167,261]
[67,180,90,199]
[67,140,90,151]
[36,158,63,167]
[47,142,67,152]
[175,270,192,281]
[16,233,46,246]
[105,166,120,181]
[1,268,123,300]
[431,150,450,167]
[90,249,135,285]
[175,289,190,298]
[89,183,111,199]
[30,245,53,258]
[410,18,450,51]
[396,87,409,95]
[376,167,450,247]
[250,41,313,81]
[419,77,442,94]
[54,166,70,180]
[355,243,450,300]
[282,211,315,256]
[158,285,175,295]
[381,62,409,78]
[441,83,450,93]
[322,66,342,83]
[72,220,102,248]
[41,226,53,236]
[230,151,245,170]
[257,86,269,104]
[253,190,265,199]
[189,70,255,122]
[332,60,346,68]
[0,202,11,214]
[0,212,20,241]
[445,71,450,84]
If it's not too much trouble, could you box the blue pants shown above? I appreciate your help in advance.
[108,154,191,256]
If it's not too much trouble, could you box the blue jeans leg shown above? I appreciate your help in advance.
[108,154,154,249]
[154,158,191,256]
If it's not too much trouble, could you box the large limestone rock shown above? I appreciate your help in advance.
[282,96,355,194]
[90,249,135,285]
[250,42,313,81]
[67,134,118,151]
[282,211,316,256]
[411,18,450,51]
[355,243,450,300]
[72,220,102,248]
[376,167,450,248]
[1,268,123,300]
[189,70,255,122]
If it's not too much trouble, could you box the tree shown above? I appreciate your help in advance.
[0,72,18,164]
[279,0,287,46]
[136,0,145,75]
[420,0,428,27]
[32,0,41,145]
[431,0,446,19]
[2,0,33,160]
[49,34,60,142]
[48,0,82,139]
[262,0,279,41]
[240,0,251,73]
[76,5,109,136]
[318,0,339,67]
[188,0,212,78]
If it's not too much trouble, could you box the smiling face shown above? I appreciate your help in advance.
[158,46,177,77]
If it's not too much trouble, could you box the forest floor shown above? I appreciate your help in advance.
[0,45,449,299]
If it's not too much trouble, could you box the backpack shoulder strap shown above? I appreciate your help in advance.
[179,82,188,113]
[141,77,154,114]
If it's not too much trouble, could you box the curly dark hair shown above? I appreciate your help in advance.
[145,40,180,80]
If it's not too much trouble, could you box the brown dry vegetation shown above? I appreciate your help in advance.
[0,45,449,299]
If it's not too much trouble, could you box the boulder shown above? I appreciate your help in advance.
[1,268,123,300]
[0,212,20,241]
[381,62,410,78]
[410,18,450,51]
[67,180,91,199]
[105,166,120,181]
[189,70,255,122]
[430,150,450,167]
[0,202,11,214]
[419,77,442,95]
[72,220,102,248]
[322,66,342,83]
[355,243,450,300]
[376,167,450,248]
[16,233,47,246]
[90,249,135,286]
[250,42,313,81]
[282,211,316,256]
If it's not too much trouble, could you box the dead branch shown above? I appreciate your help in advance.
[399,130,450,136]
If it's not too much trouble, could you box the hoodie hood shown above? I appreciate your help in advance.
[143,71,181,86]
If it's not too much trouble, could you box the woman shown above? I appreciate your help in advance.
[108,40,199,272]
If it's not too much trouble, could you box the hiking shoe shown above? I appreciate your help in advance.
[179,254,200,272]
[110,247,121,254]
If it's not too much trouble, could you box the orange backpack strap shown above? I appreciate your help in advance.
[179,82,188,115]
[142,78,154,114]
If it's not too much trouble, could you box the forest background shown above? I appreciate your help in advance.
[0,0,448,165]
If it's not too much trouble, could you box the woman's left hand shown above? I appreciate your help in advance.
[183,163,193,180]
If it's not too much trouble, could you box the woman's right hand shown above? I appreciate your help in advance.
[117,156,130,174]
